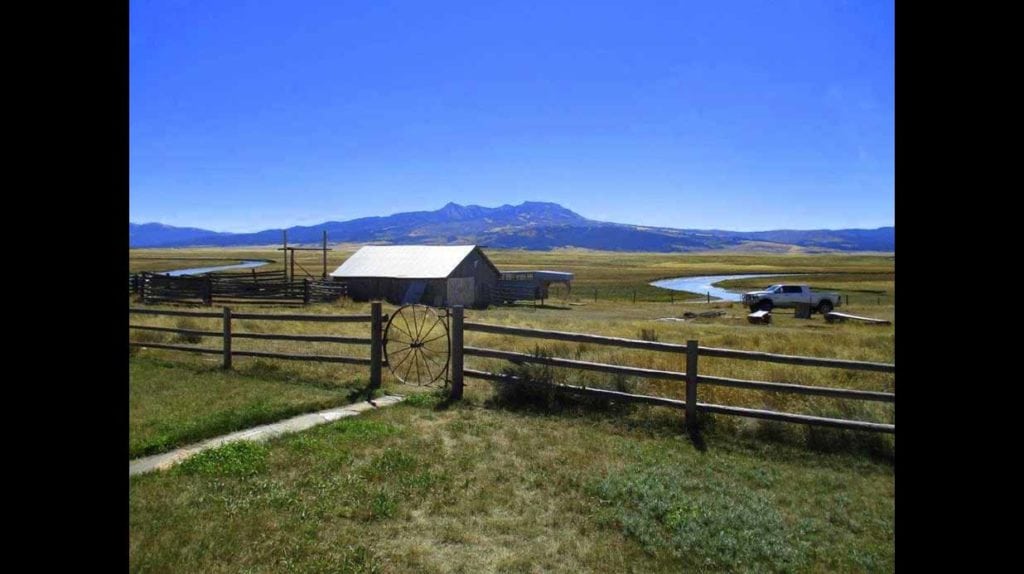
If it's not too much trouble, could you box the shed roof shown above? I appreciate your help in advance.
[330,245,485,279]
[500,270,575,282]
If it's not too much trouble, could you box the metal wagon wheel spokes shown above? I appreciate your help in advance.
[384,305,450,386]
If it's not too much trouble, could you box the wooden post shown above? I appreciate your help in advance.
[707,291,710,304]
[290,248,295,286]
[686,340,698,432]
[450,305,464,400]
[370,301,382,390]
[204,276,213,306]
[322,230,328,279]
[222,307,232,370]
[845,294,849,306]
[633,289,636,304]
[283,230,288,282]
[303,278,311,305]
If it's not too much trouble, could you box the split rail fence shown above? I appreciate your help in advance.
[446,306,894,433]
[128,302,384,388]
[128,302,894,434]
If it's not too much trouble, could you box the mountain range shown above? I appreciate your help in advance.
[129,202,894,252]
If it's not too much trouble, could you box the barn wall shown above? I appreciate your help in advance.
[449,248,500,308]
[336,277,448,305]
[422,279,447,307]
[337,278,375,301]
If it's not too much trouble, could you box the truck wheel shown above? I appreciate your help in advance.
[757,300,773,312]
[818,300,834,314]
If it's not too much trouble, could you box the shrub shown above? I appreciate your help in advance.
[489,346,636,415]
[638,328,659,342]
[173,318,203,344]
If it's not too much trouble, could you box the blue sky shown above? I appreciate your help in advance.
[130,0,894,233]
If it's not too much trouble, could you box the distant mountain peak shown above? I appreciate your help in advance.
[129,202,893,252]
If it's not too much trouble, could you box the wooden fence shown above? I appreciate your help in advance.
[132,272,347,306]
[128,302,384,388]
[129,301,894,435]
[446,306,895,433]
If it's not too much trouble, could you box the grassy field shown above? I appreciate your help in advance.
[129,247,894,572]
[129,356,379,458]
[130,246,894,304]
[130,390,894,573]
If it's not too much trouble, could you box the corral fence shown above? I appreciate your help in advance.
[130,271,347,306]
[128,302,384,388]
[445,306,894,434]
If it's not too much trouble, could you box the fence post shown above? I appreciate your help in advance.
[450,305,464,400]
[707,291,710,304]
[686,340,698,432]
[222,307,232,370]
[633,289,636,304]
[204,276,213,306]
[370,301,382,391]
[303,278,311,305]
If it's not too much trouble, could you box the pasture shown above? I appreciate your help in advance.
[128,247,895,572]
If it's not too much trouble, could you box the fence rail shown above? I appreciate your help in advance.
[128,304,385,389]
[128,303,895,436]
[130,272,347,306]
[458,316,895,434]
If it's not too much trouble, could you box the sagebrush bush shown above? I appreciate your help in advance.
[489,347,637,414]
[638,328,659,342]
[173,318,203,344]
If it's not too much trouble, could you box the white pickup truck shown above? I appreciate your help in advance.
[742,284,842,314]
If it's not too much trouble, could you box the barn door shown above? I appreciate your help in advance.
[447,277,475,307]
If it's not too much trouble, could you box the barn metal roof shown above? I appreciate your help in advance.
[330,245,481,279]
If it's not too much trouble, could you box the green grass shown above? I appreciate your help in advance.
[131,247,894,303]
[129,393,894,573]
[129,249,896,444]
[129,356,371,458]
[129,248,895,570]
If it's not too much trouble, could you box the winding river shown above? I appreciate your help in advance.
[650,273,799,302]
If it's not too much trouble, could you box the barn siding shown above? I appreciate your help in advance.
[449,248,500,308]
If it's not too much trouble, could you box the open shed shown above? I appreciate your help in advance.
[497,270,575,303]
[329,245,501,308]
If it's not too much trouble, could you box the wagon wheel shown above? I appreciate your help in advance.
[384,305,450,386]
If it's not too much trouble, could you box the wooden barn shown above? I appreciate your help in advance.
[329,245,501,308]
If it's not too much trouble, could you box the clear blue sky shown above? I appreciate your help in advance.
[130,0,894,233]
